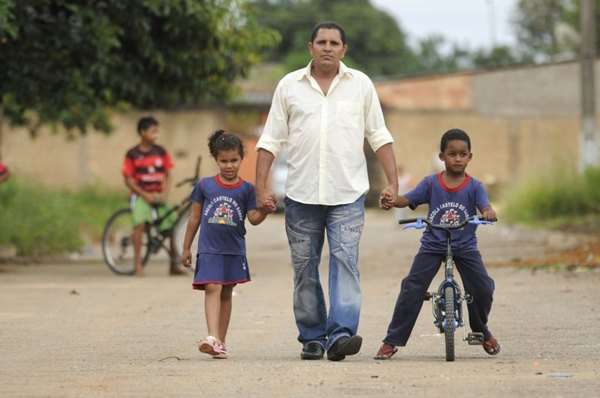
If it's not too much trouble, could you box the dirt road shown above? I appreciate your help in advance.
[1,211,599,397]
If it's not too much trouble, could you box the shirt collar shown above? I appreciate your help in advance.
[298,60,353,81]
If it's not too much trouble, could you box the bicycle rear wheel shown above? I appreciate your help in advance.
[102,208,151,275]
[444,286,456,361]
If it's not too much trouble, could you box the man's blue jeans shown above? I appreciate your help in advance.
[284,195,365,350]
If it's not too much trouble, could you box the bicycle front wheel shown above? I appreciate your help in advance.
[171,206,195,261]
[102,208,151,275]
[444,286,456,362]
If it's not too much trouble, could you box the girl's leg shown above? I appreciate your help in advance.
[218,285,234,343]
[204,284,223,339]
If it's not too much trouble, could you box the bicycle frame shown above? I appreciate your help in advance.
[143,155,202,255]
[400,216,493,342]
[146,196,193,255]
[430,231,468,333]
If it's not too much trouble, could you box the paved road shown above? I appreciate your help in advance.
[1,211,599,397]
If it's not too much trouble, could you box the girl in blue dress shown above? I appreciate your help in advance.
[181,130,270,359]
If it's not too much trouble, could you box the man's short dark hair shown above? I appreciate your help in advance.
[137,116,159,135]
[440,129,471,152]
[310,21,346,44]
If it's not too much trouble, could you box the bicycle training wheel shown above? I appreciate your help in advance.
[444,286,456,362]
[102,208,151,275]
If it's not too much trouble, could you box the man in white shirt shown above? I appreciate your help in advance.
[255,21,398,361]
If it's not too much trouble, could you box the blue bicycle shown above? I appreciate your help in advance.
[399,215,495,361]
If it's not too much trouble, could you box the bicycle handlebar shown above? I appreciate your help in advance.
[399,215,496,231]
[174,156,202,188]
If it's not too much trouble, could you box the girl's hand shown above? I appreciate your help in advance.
[181,249,192,268]
[379,191,394,210]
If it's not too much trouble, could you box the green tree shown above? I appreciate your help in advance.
[512,0,582,61]
[251,0,420,76]
[0,0,278,135]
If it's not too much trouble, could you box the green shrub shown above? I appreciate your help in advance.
[502,166,600,226]
[0,178,126,256]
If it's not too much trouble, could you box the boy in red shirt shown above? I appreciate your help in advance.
[122,116,184,276]
[0,162,9,184]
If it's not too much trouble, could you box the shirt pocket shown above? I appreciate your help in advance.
[336,100,363,129]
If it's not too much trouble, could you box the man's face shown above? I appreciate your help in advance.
[308,28,347,68]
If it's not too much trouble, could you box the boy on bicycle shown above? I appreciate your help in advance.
[375,129,500,359]
[122,116,184,276]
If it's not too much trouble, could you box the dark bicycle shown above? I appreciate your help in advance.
[101,156,202,275]
[399,215,494,361]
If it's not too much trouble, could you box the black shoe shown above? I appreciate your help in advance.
[301,341,324,360]
[327,335,363,361]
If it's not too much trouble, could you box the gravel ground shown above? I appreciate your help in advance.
[1,210,599,397]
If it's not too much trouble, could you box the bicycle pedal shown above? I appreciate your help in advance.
[464,293,474,304]
[465,332,484,345]
[423,292,433,301]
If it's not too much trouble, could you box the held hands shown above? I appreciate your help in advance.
[181,249,192,268]
[142,192,162,205]
[257,189,278,213]
[379,185,398,210]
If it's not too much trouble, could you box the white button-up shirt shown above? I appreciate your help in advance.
[257,61,394,206]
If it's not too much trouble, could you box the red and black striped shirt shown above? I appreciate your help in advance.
[122,145,173,193]
[0,162,8,178]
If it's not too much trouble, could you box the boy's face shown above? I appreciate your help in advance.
[140,125,159,144]
[439,139,472,175]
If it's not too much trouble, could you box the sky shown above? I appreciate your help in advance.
[371,0,519,50]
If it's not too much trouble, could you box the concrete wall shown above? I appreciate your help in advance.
[2,59,597,197]
[385,111,582,188]
[1,109,255,200]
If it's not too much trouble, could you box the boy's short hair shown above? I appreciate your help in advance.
[137,116,159,135]
[310,21,347,44]
[440,129,471,152]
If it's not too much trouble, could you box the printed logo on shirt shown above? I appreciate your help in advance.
[209,202,237,226]
[429,201,469,226]
[204,195,243,227]
[440,209,461,226]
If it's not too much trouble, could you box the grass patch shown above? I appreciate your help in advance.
[0,178,126,256]
[502,166,600,230]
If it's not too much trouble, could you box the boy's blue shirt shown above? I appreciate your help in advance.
[405,172,490,253]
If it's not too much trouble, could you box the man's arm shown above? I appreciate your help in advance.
[255,149,277,212]
[375,143,399,208]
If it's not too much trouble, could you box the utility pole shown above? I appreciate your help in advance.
[486,0,497,48]
[580,0,599,170]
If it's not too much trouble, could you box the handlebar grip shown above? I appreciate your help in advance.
[398,218,421,225]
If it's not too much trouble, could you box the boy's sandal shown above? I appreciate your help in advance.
[374,343,398,360]
[483,336,501,356]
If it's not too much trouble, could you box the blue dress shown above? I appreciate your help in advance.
[190,175,257,290]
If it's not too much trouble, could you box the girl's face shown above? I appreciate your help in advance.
[216,149,242,182]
